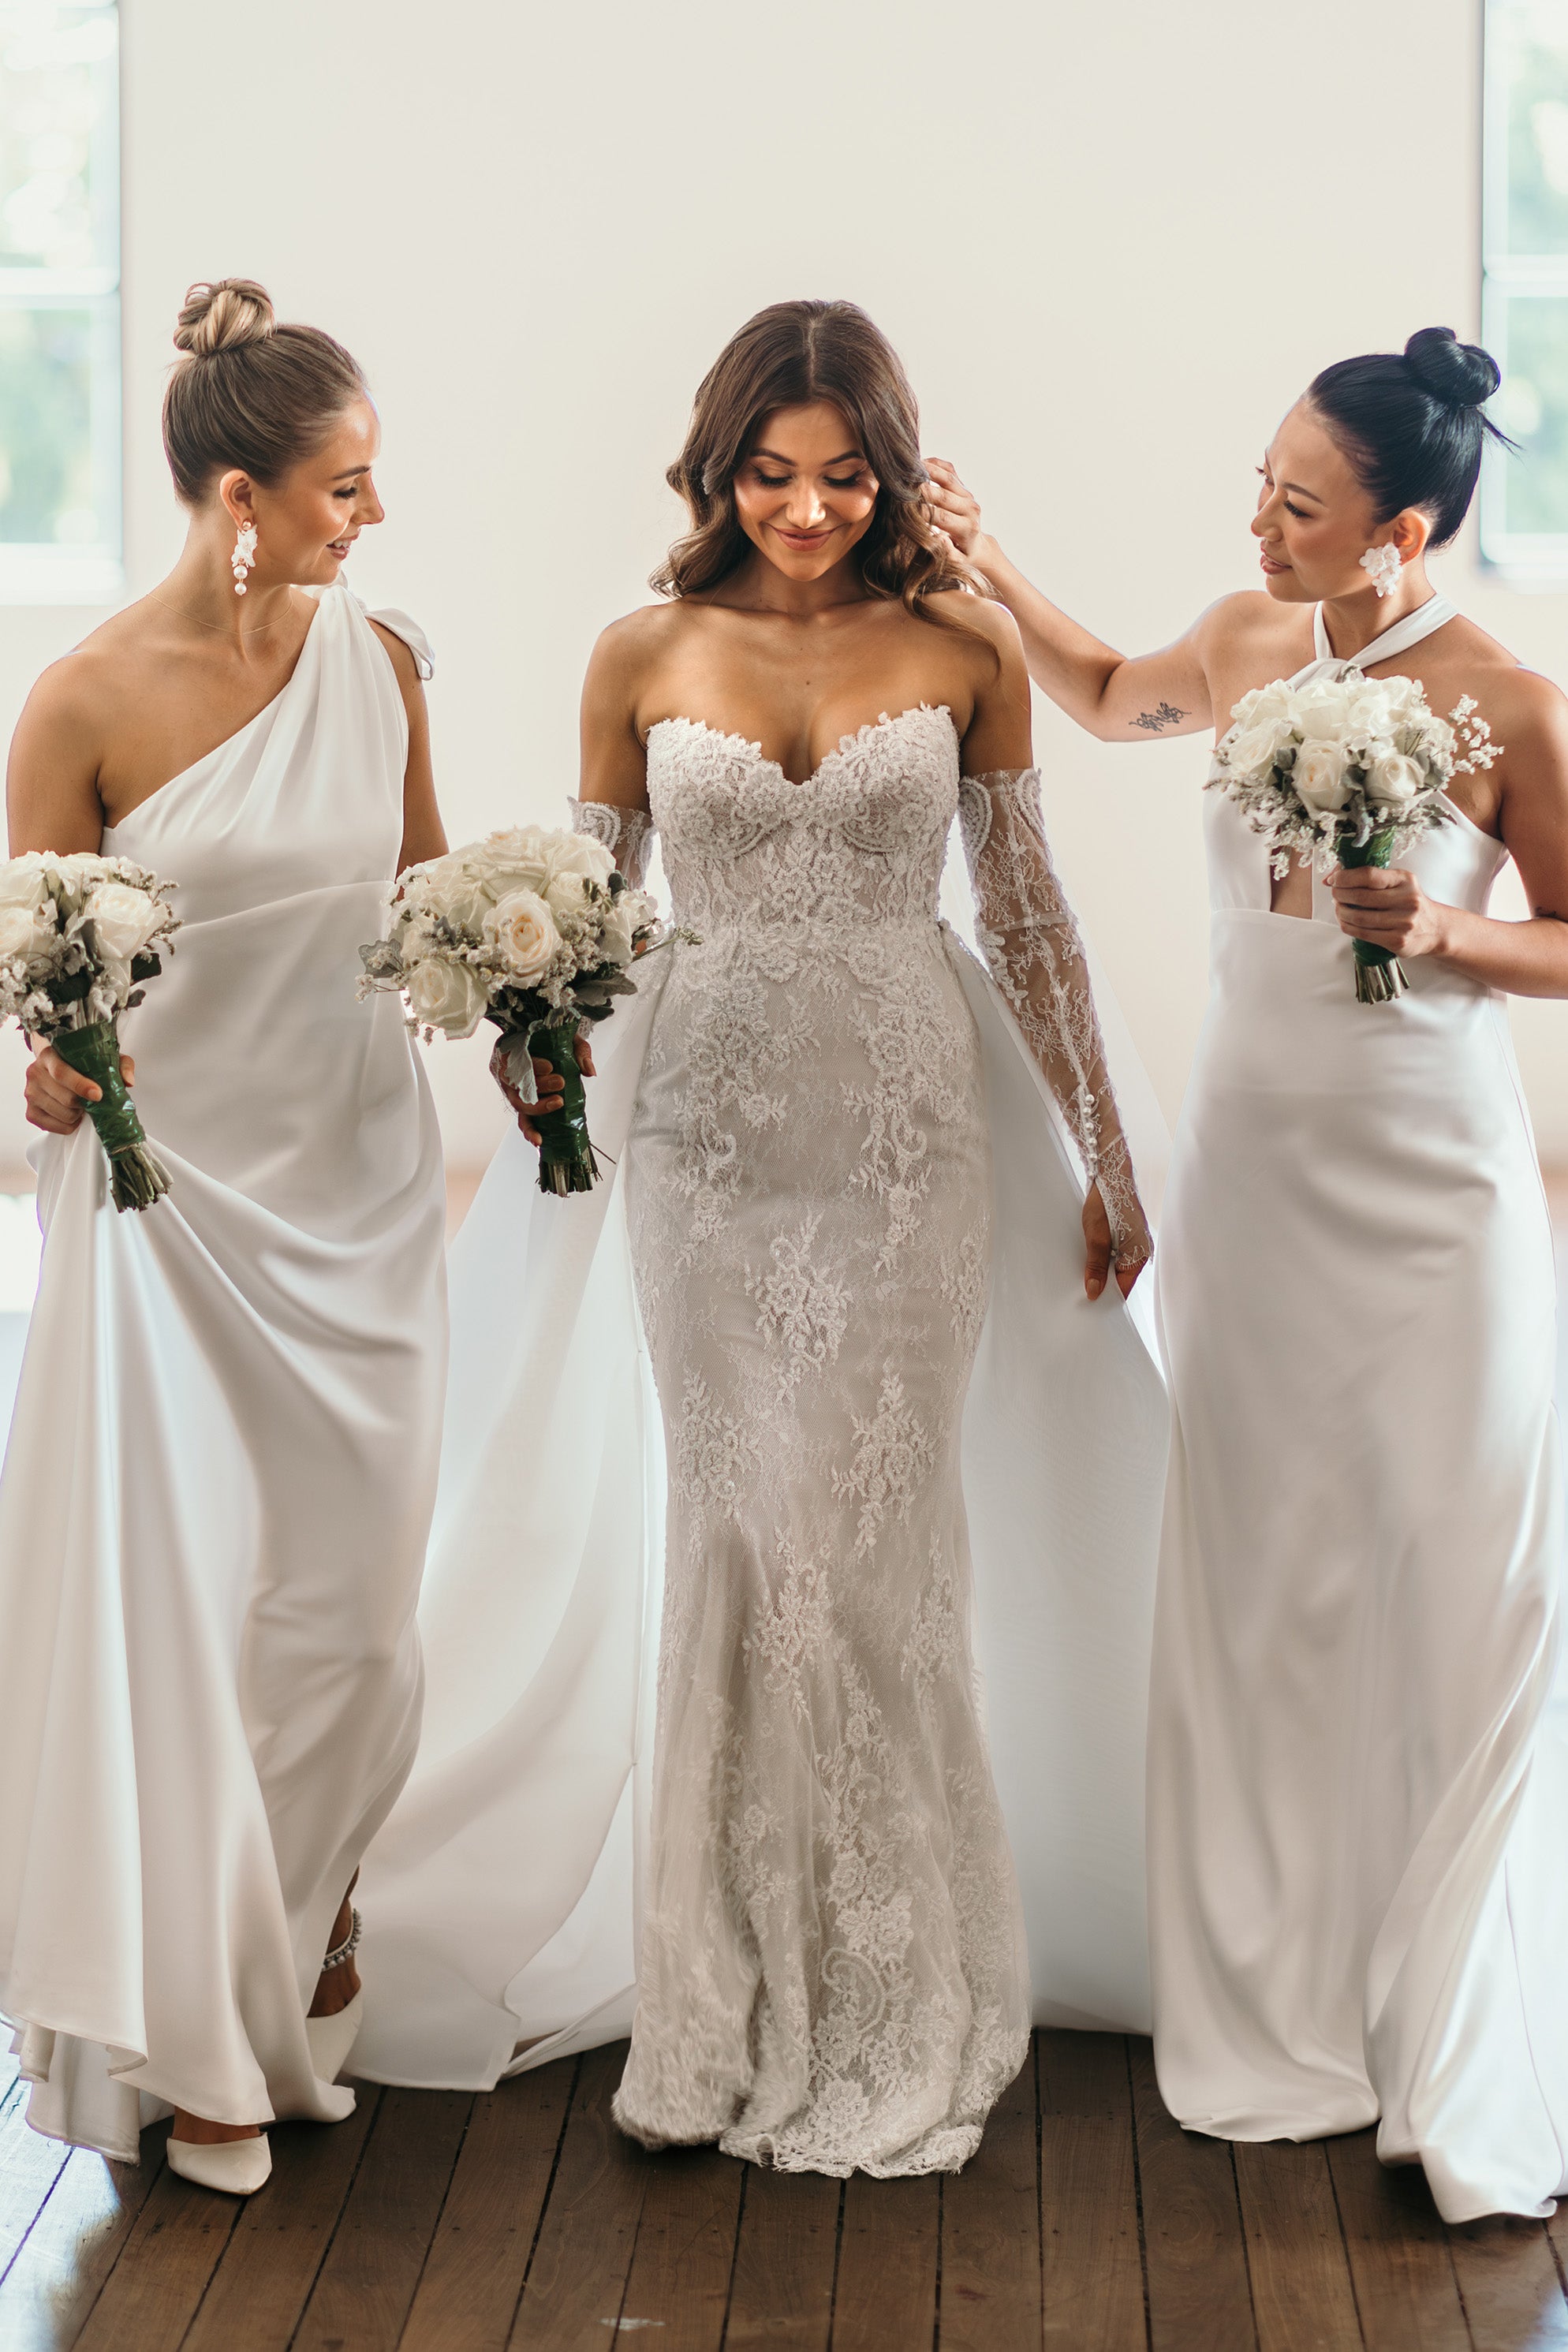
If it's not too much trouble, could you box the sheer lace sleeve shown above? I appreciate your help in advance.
[959,768,1151,1270]
[571,797,655,889]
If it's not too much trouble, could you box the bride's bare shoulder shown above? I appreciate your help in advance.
[586,599,700,691]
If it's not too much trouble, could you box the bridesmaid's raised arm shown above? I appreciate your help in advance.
[923,457,1215,744]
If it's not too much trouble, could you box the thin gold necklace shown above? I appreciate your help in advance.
[151,593,297,639]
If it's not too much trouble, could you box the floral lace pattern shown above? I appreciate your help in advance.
[614,707,1038,2177]
[570,796,655,889]
[959,770,1150,1268]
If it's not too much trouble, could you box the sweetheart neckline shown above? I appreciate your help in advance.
[648,703,956,789]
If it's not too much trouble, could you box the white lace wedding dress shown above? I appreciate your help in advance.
[357,704,1170,2178]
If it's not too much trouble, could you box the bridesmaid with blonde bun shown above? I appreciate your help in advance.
[0,279,483,2194]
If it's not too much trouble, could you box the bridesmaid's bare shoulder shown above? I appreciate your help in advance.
[1191,591,1316,720]
[1192,590,1314,665]
[1477,655,1568,782]
[6,612,151,773]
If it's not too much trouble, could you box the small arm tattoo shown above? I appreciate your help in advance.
[1130,701,1188,734]
[1533,905,1568,924]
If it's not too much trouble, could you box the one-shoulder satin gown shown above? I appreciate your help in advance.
[1150,594,1568,2222]
[0,584,447,2159]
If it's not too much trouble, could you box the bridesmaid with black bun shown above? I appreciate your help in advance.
[925,327,1568,2221]
[0,279,515,2194]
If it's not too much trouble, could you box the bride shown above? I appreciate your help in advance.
[357,300,1169,2175]
[925,327,1568,2219]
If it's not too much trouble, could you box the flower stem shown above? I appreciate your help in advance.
[528,1021,600,1195]
[1337,826,1409,1004]
[52,1018,171,1211]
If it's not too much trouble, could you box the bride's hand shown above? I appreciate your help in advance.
[1082,1183,1150,1302]
[24,1040,134,1136]
[922,458,987,561]
[1328,861,1451,958]
[494,1037,596,1148]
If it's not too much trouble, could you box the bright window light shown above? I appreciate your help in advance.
[0,0,120,604]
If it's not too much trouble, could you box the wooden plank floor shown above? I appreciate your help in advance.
[2,2033,1566,2352]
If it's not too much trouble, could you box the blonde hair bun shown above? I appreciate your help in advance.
[174,278,275,359]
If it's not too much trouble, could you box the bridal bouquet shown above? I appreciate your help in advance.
[1207,670,1499,1002]
[0,851,179,1209]
[359,825,663,1194]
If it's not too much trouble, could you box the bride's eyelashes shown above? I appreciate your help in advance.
[752,472,865,492]
[1256,465,1307,519]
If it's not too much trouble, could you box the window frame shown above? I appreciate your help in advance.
[0,0,122,606]
[1480,0,1568,579]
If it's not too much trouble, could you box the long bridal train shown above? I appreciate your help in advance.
[355,827,1170,2104]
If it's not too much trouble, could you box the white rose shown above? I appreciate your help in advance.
[1225,719,1293,776]
[1365,750,1426,812]
[1294,684,1355,747]
[1228,678,1294,732]
[84,881,161,963]
[597,894,637,966]
[1294,741,1353,816]
[0,905,41,961]
[543,831,618,890]
[543,870,595,931]
[411,852,497,936]
[0,854,52,914]
[480,827,553,898]
[405,955,490,1039]
[483,887,562,984]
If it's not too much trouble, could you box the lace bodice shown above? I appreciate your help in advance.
[575,704,1148,1265]
[648,706,956,936]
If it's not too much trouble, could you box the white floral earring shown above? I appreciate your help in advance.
[230,520,258,595]
[1359,542,1402,599]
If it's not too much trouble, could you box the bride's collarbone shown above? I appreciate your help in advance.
[647,603,980,783]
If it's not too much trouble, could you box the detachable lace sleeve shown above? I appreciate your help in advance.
[959,768,1151,1270]
[571,797,655,890]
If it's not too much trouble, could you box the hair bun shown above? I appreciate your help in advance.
[1403,326,1500,410]
[174,278,275,359]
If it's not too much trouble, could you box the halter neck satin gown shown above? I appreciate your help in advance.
[0,584,447,2159]
[1149,594,1568,2221]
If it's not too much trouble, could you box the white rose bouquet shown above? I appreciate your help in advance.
[0,850,180,1209]
[1206,670,1500,1002]
[358,823,667,1194]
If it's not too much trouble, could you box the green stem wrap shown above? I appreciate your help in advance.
[52,1018,171,1212]
[1336,826,1408,1004]
[529,1021,600,1197]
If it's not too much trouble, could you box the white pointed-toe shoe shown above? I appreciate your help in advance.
[167,2131,272,2196]
[305,1987,364,2086]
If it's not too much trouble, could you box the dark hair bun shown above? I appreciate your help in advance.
[1402,327,1500,411]
[174,278,275,360]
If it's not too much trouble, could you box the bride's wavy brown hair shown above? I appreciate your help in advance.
[654,300,990,623]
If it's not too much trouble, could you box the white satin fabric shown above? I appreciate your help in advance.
[1150,595,1568,2221]
[357,711,1170,2141]
[0,584,448,2160]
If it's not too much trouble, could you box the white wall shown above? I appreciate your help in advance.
[2,0,1562,1180]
